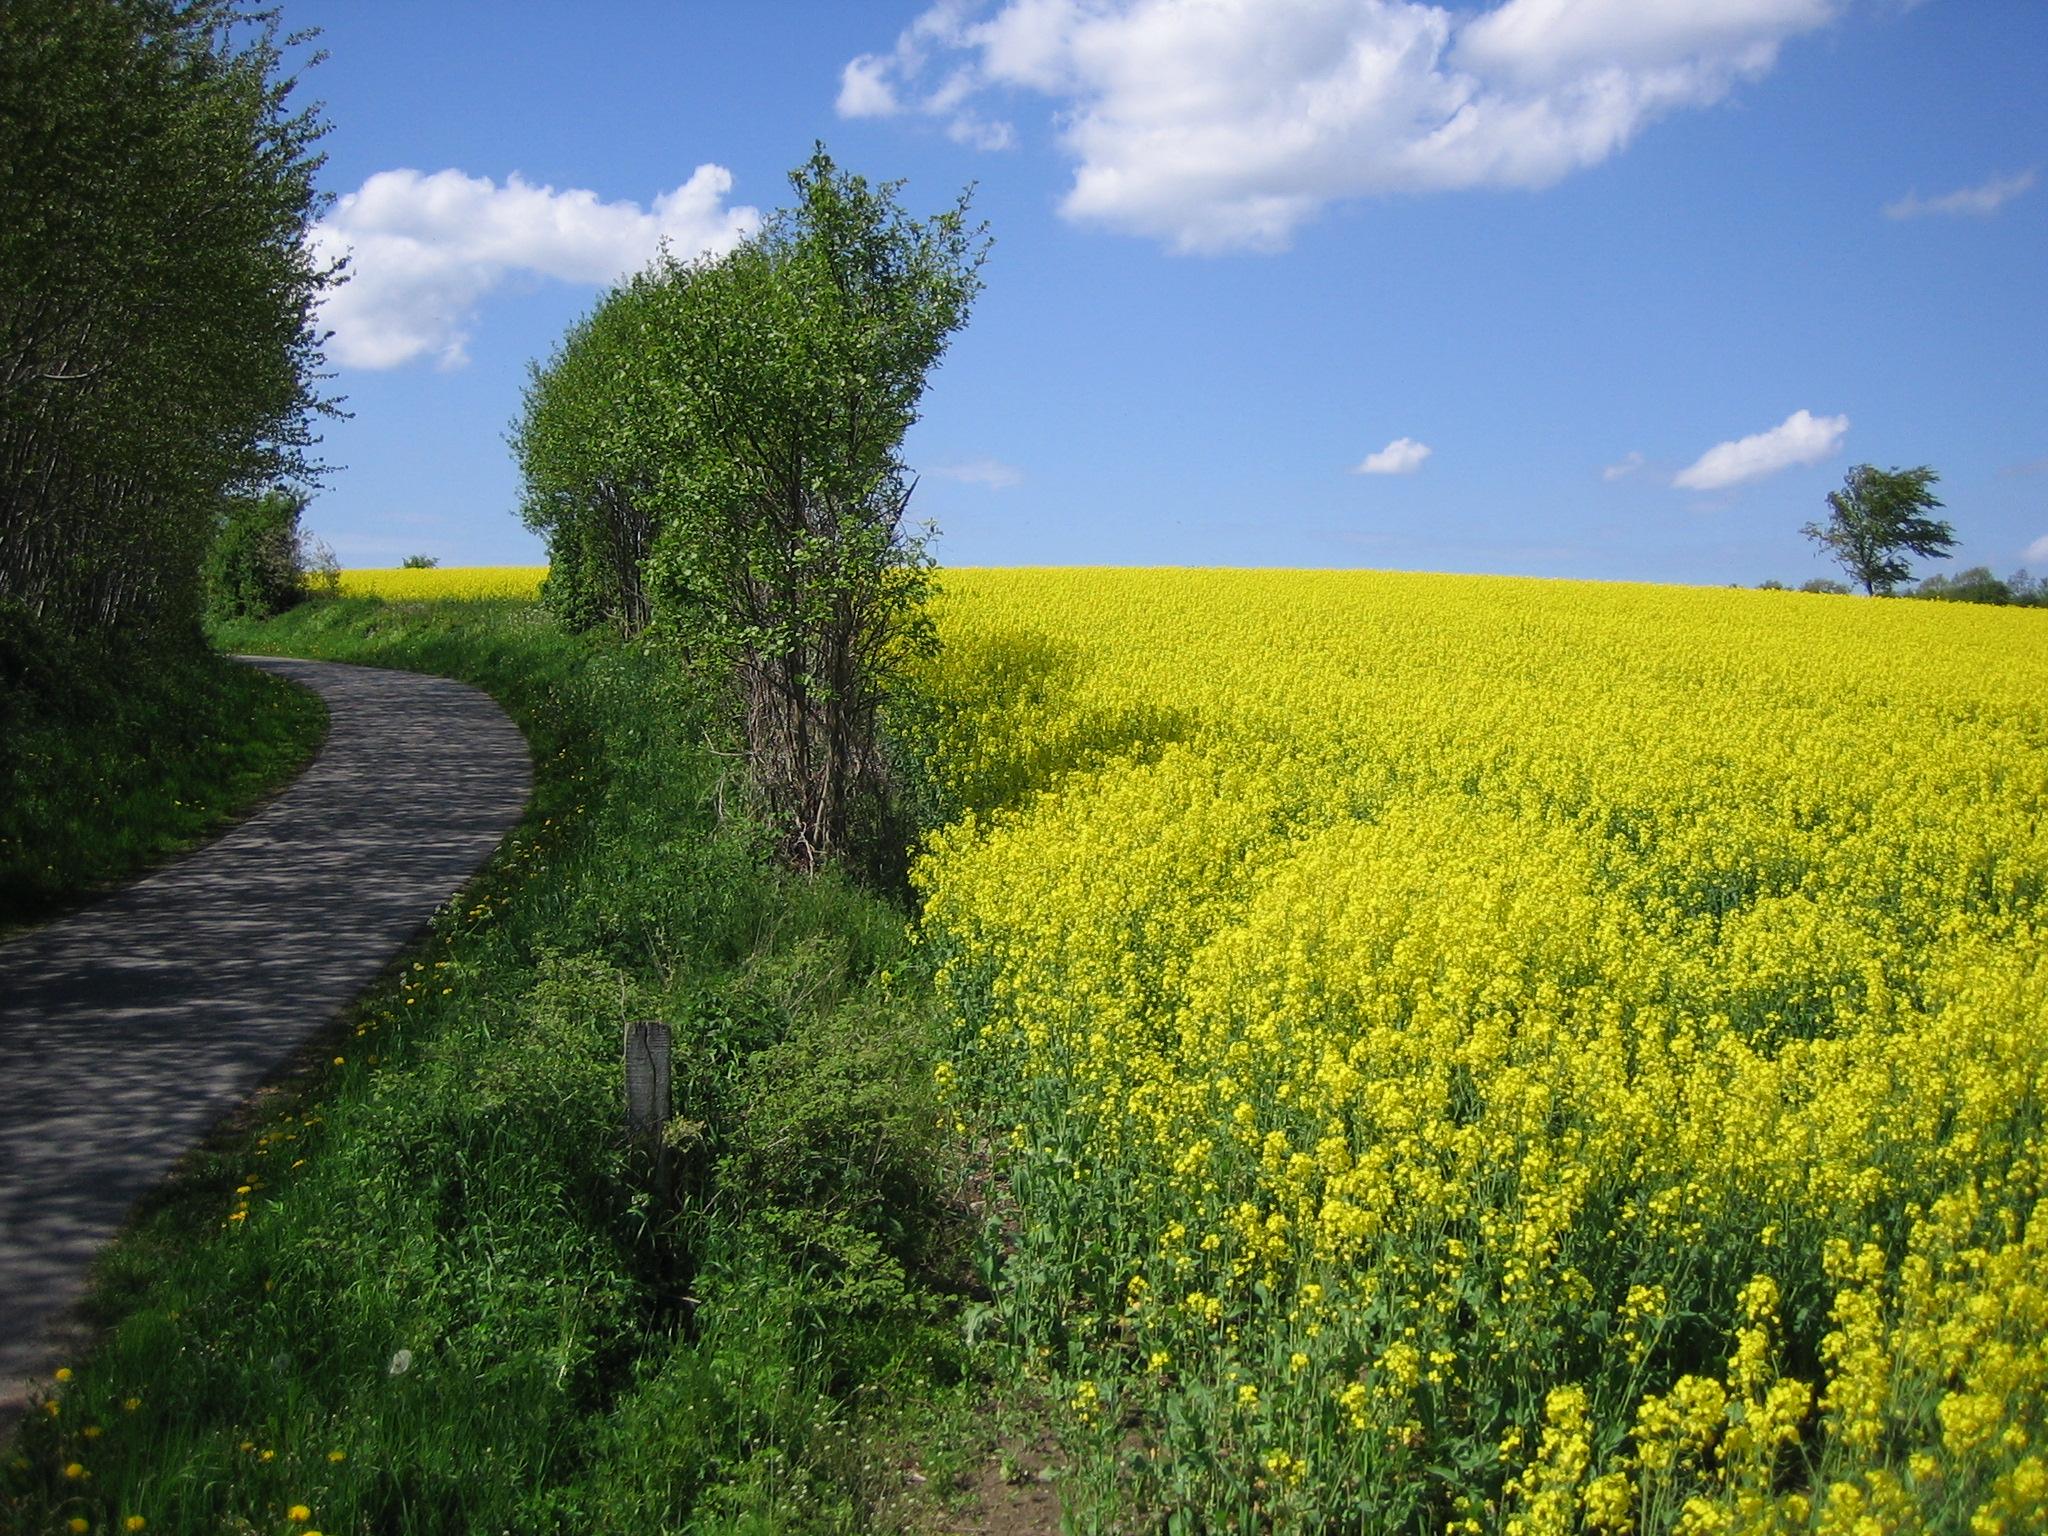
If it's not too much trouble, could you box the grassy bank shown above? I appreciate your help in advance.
[1,596,1026,1534]
[0,610,326,933]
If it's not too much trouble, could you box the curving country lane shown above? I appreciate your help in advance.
[0,656,531,1422]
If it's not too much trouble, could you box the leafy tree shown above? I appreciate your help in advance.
[399,553,438,569]
[513,279,665,632]
[0,0,340,638]
[1914,566,2010,605]
[1799,578,1851,595]
[1800,465,1954,596]
[638,148,988,875]
[204,487,306,620]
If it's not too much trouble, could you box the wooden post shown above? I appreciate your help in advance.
[623,1020,672,1207]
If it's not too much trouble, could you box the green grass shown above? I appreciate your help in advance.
[2,596,1018,1534]
[0,608,327,933]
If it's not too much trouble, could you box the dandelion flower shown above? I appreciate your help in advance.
[63,1461,86,1479]
[289,1504,312,1521]
[126,1518,147,1532]
[54,1367,73,1382]
[326,1450,346,1464]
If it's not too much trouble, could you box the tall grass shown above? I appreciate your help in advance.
[0,609,325,933]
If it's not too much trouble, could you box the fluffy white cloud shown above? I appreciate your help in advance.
[310,165,760,370]
[1603,450,1644,481]
[2025,533,2048,565]
[842,0,1840,251]
[1674,408,1846,491]
[1354,436,1432,475]
[927,456,1024,488]
[1884,168,2038,220]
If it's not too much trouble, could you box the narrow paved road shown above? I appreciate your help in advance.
[0,656,530,1422]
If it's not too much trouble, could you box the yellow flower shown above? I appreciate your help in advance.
[82,1424,102,1439]
[326,1449,346,1464]
[63,1461,86,1479]
[289,1504,312,1521]
[125,1518,147,1533]
[123,1397,141,1412]
[54,1367,73,1382]
[67,1520,87,1534]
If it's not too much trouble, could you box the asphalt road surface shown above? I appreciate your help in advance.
[0,656,530,1424]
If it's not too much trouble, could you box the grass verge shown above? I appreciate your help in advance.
[0,608,327,934]
[1,595,1038,1534]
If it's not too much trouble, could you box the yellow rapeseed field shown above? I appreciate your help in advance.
[334,566,546,600]
[910,569,2048,1533]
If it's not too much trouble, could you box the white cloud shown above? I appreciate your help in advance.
[1884,168,2037,220]
[928,456,1024,488]
[837,2,1017,149]
[2025,534,2048,565]
[842,0,1841,252]
[1353,436,1432,475]
[838,55,903,116]
[310,165,760,370]
[1674,408,1847,491]
[1603,450,1644,481]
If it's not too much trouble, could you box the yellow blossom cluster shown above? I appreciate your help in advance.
[333,566,546,600]
[909,568,2048,1530]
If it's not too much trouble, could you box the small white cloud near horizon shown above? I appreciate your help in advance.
[1603,451,1645,482]
[1353,437,1432,476]
[1885,168,2037,220]
[841,0,1841,253]
[1674,409,1847,492]
[2025,534,2048,565]
[310,165,760,370]
[927,456,1024,489]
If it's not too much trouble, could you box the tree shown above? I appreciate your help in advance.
[204,488,307,620]
[512,278,665,632]
[1914,566,2010,605]
[0,0,340,639]
[640,147,988,875]
[1800,465,1954,596]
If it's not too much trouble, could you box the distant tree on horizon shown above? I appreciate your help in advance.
[1801,464,1955,596]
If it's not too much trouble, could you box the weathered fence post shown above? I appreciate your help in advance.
[623,1019,672,1208]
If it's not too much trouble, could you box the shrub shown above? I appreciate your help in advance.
[204,488,307,620]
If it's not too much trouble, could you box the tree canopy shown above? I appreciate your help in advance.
[1800,464,1954,597]
[514,146,989,873]
[0,0,340,638]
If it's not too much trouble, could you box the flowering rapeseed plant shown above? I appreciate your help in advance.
[333,566,546,600]
[912,568,2048,1532]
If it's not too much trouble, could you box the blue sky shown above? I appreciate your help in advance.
[284,0,2046,586]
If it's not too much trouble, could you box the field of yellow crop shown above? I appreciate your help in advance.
[335,566,547,600]
[910,570,2048,1533]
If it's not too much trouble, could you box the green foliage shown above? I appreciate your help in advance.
[0,0,340,638]
[1800,464,1955,596]
[6,597,976,1532]
[204,487,308,621]
[399,553,439,569]
[1913,566,2046,607]
[639,146,989,875]
[515,144,990,875]
[1799,577,1851,595]
[0,603,324,930]
[513,280,665,633]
